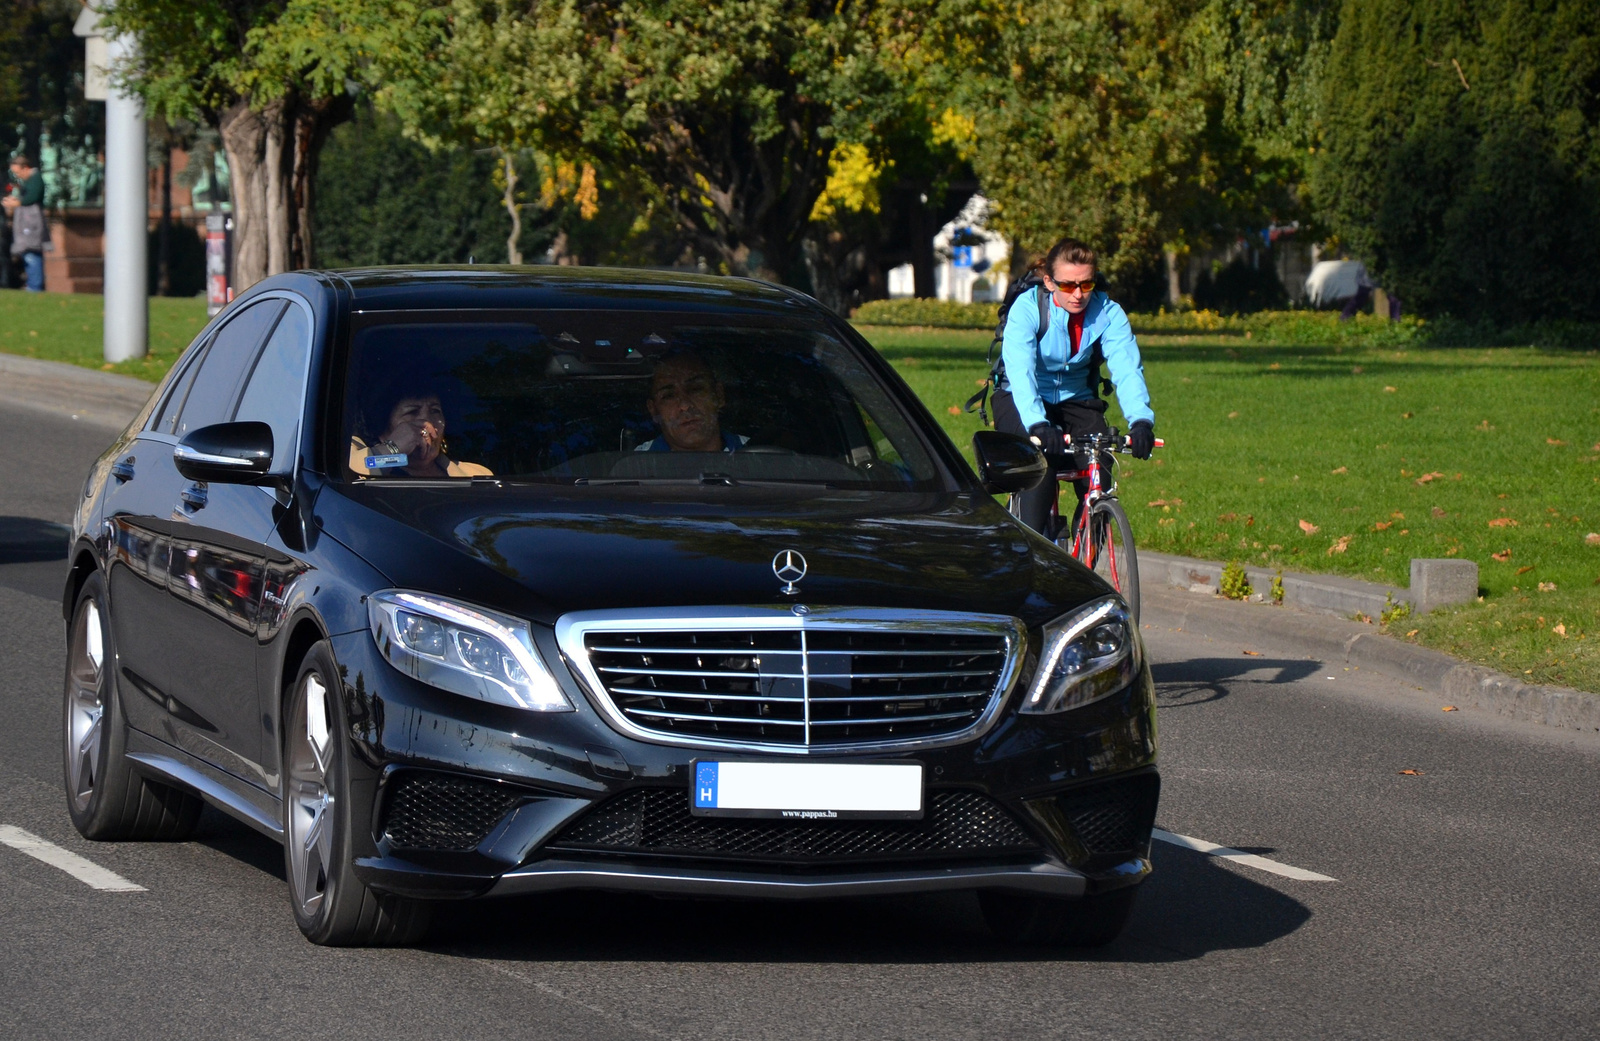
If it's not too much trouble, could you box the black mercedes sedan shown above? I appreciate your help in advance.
[62,267,1158,946]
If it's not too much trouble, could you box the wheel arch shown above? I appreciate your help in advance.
[278,611,332,707]
[62,541,100,621]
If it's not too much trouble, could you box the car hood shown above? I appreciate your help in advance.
[316,483,1107,628]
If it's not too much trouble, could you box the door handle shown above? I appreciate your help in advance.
[111,459,136,482]
[178,484,208,511]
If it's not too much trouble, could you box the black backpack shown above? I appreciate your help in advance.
[964,272,1112,425]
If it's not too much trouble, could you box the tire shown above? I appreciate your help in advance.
[63,572,203,841]
[282,641,431,946]
[1086,499,1140,623]
[978,886,1139,948]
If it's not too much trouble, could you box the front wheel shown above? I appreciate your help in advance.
[283,642,430,946]
[1084,499,1139,622]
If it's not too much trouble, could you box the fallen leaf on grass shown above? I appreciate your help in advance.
[1374,521,1393,531]
[1516,565,1535,575]
[1554,623,1567,637]
[1242,650,1262,656]
[1298,519,1320,535]
[1402,411,1415,419]
[1398,769,1424,776]
[1442,706,1458,712]
[974,379,989,388]
[1476,419,1493,431]
[1391,511,1405,519]
[1432,506,1447,518]
[1269,362,1280,370]
[947,406,961,415]
[1453,473,1462,480]
[1406,629,1419,637]
[1415,471,1445,485]
[1586,533,1600,546]
[1227,411,1240,419]
[1218,512,1237,522]
[1492,549,1513,562]
[1539,582,1557,592]
[1547,438,1567,446]
[1331,466,1348,475]
[1488,517,1518,527]
[1352,365,1364,373]
[1245,515,1256,527]
[1148,498,1183,508]
[1383,385,1397,393]
[1328,535,1353,555]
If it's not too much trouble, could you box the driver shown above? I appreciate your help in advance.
[636,351,750,452]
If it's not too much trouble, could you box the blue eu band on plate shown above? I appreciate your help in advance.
[690,761,924,819]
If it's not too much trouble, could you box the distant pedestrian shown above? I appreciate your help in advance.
[4,154,46,292]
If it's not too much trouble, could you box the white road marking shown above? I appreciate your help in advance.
[0,826,145,892]
[1153,828,1337,882]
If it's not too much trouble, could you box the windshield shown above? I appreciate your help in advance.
[341,310,947,490]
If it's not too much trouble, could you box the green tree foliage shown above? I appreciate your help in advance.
[0,0,102,187]
[1314,0,1600,321]
[103,0,378,286]
[370,0,893,285]
[314,106,516,266]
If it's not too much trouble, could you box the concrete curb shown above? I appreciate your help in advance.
[1139,554,1599,733]
[0,353,154,431]
[1139,550,1411,620]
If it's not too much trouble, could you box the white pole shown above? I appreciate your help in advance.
[102,27,147,363]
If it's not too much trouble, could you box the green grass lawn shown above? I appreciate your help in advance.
[0,289,208,382]
[861,324,1600,693]
[2,290,1594,691]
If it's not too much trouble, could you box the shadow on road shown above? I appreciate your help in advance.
[0,516,71,565]
[1152,657,1323,708]
[422,841,1310,965]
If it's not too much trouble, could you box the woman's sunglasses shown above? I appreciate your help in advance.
[1045,277,1096,294]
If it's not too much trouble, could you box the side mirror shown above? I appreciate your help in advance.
[174,422,275,485]
[971,430,1048,494]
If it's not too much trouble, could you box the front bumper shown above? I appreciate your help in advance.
[329,626,1159,902]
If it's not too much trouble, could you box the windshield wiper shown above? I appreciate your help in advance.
[571,473,837,489]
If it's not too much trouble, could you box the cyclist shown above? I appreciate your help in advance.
[991,237,1155,538]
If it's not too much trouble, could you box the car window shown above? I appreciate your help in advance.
[149,344,207,435]
[174,300,286,439]
[342,310,945,490]
[234,302,311,470]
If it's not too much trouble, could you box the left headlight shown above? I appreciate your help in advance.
[367,590,572,712]
[1019,596,1140,714]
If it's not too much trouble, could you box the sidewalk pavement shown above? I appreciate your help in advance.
[0,353,154,431]
[4,353,1593,730]
[1139,553,1599,733]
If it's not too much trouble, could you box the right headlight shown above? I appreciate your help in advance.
[367,590,572,712]
[1019,596,1139,714]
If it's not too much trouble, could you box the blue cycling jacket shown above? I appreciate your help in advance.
[999,286,1155,431]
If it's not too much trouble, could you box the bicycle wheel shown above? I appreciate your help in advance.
[1086,499,1140,622]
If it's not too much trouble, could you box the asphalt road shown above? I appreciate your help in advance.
[2,398,1598,1040]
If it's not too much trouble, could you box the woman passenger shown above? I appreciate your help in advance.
[350,385,492,478]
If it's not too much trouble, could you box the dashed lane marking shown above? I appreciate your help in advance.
[0,826,145,892]
[1153,828,1337,882]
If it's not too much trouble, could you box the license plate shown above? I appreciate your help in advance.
[690,760,923,819]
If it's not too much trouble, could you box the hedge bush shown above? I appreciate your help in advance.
[851,299,997,328]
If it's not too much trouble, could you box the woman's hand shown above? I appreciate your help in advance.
[380,395,447,471]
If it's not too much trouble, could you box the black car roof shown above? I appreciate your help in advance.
[323,265,815,316]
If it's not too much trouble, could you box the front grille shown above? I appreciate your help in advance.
[548,788,1040,864]
[382,772,524,852]
[581,626,1012,748]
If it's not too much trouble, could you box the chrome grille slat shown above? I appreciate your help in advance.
[625,708,806,726]
[568,610,1021,751]
[609,687,806,703]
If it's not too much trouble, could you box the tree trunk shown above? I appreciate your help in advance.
[500,151,522,265]
[218,95,348,292]
[1164,248,1182,306]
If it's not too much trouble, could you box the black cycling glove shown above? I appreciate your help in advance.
[1027,422,1066,457]
[1129,420,1155,460]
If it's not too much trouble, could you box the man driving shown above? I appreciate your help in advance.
[636,351,749,452]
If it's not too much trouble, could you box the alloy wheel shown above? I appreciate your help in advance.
[286,672,335,920]
[66,599,106,814]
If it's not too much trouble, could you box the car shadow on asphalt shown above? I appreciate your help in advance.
[1152,657,1323,707]
[424,841,1311,964]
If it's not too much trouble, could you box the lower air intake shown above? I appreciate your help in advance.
[548,787,1040,864]
[382,772,523,852]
